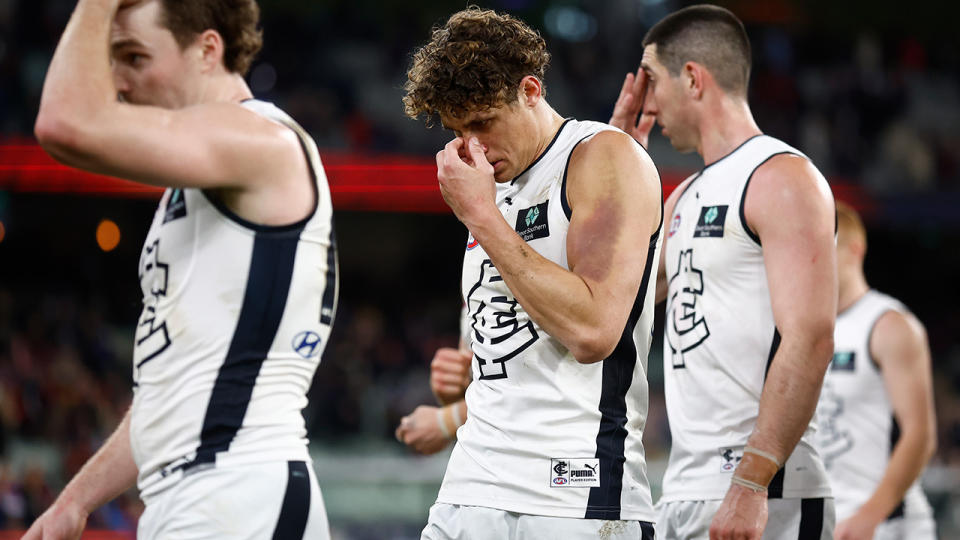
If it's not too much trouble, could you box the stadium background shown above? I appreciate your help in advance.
[1,0,959,538]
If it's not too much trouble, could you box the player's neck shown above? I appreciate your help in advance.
[198,71,254,106]
[531,103,566,163]
[698,95,761,166]
[837,271,870,314]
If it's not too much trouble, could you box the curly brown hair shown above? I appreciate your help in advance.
[403,6,550,124]
[159,0,263,76]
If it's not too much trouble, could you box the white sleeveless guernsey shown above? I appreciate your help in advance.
[815,289,934,522]
[129,99,338,499]
[436,119,663,521]
[660,134,831,501]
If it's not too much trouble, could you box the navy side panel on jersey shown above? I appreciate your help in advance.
[188,231,302,469]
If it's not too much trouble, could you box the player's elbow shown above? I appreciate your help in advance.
[34,111,84,165]
[569,328,619,364]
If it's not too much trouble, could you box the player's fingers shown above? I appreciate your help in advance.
[433,359,468,376]
[466,137,492,172]
[633,66,646,95]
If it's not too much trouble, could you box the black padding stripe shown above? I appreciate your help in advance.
[585,230,659,519]
[188,232,300,469]
[798,498,824,539]
[272,461,311,540]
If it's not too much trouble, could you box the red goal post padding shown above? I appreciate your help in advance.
[0,141,869,213]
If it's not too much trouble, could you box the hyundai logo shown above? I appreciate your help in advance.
[292,330,323,359]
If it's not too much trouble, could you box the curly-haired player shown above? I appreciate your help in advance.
[402,7,662,540]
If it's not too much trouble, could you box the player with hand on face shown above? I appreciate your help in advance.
[29,0,337,538]
[611,5,837,540]
[404,7,663,540]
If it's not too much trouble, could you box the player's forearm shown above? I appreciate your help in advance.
[858,424,936,520]
[469,213,629,364]
[57,408,138,514]
[738,332,833,484]
[35,0,118,159]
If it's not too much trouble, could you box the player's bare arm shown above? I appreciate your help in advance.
[711,154,837,540]
[437,131,660,364]
[34,0,312,224]
[22,410,138,540]
[834,310,937,540]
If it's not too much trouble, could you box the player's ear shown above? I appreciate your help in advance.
[197,29,225,73]
[518,76,543,108]
[683,61,705,100]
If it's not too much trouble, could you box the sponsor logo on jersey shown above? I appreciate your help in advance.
[719,446,744,472]
[693,205,728,238]
[514,201,550,242]
[550,458,601,488]
[668,214,681,237]
[163,188,188,224]
[831,351,856,371]
[292,330,323,358]
[466,233,479,250]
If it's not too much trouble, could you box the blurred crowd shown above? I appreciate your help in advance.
[0,0,958,533]
[1,1,959,193]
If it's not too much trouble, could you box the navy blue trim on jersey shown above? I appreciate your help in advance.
[510,118,573,185]
[320,226,338,325]
[762,326,785,498]
[768,467,785,498]
[272,461,311,540]
[738,151,797,246]
[798,498,825,539]
[185,230,302,470]
[585,229,659,519]
[763,327,782,380]
[886,415,906,519]
[640,521,655,540]
[560,134,595,220]
[865,304,897,371]
[701,134,764,172]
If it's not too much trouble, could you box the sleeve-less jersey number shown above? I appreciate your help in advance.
[666,249,710,368]
[467,259,539,380]
[134,239,172,380]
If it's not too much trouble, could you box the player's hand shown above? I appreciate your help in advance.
[430,348,472,405]
[833,510,881,540]
[21,499,88,540]
[709,484,768,540]
[609,67,655,149]
[436,137,497,230]
[395,405,453,455]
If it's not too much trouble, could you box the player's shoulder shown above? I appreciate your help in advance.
[746,151,832,215]
[872,306,927,348]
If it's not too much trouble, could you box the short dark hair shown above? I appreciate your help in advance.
[642,5,751,95]
[159,0,263,76]
[403,6,550,124]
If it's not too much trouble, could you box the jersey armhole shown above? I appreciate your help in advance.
[738,151,797,247]
[865,307,900,372]
[201,124,319,235]
[560,134,598,220]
